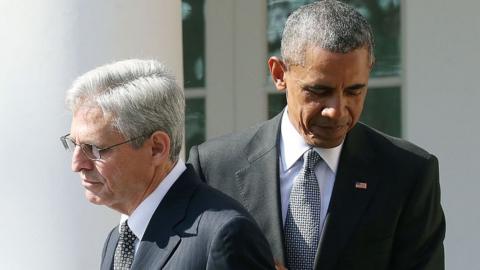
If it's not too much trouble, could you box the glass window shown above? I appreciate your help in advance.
[360,87,401,137]
[346,0,401,77]
[185,98,205,158]
[267,0,314,60]
[182,0,206,88]
[268,93,287,119]
[182,0,206,156]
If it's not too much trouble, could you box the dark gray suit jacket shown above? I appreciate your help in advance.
[188,112,445,270]
[100,165,275,270]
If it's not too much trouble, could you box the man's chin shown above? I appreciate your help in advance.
[304,134,344,149]
[84,191,105,205]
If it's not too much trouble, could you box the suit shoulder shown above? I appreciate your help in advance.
[354,123,435,162]
[188,114,281,185]
[192,182,254,219]
[195,183,275,268]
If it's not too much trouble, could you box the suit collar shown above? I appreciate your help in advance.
[243,112,282,163]
[125,161,187,243]
[129,166,200,270]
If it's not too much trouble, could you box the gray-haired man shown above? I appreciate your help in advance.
[61,59,275,269]
[188,1,445,269]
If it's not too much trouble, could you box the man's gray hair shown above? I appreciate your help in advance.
[281,0,375,66]
[66,59,184,161]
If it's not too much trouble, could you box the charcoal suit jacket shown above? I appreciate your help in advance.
[100,166,275,270]
[188,112,445,270]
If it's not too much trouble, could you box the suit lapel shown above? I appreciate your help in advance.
[131,168,199,270]
[100,228,119,270]
[315,123,380,270]
[235,112,286,264]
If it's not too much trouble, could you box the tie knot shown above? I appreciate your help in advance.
[119,221,136,243]
[303,148,321,170]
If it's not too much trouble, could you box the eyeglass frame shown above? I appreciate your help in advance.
[60,133,150,161]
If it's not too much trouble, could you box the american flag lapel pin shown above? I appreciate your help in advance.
[355,181,368,190]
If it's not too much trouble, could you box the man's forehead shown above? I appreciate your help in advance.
[73,105,112,121]
[71,105,115,138]
[289,46,370,73]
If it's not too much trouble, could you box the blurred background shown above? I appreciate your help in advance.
[0,0,478,268]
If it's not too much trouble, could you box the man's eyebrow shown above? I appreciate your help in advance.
[296,80,334,90]
[304,84,335,90]
[69,135,97,146]
[298,82,367,90]
[346,83,367,90]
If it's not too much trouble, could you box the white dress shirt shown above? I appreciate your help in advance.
[279,109,343,235]
[119,159,187,252]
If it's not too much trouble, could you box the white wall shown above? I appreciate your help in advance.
[404,0,480,268]
[0,1,181,269]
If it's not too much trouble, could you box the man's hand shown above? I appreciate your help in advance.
[275,261,288,270]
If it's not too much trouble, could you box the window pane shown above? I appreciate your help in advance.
[345,0,401,77]
[182,0,205,88]
[267,0,401,77]
[268,93,287,119]
[185,98,205,158]
[267,0,314,58]
[360,87,401,137]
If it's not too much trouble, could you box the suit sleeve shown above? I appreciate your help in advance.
[391,155,446,270]
[206,216,276,270]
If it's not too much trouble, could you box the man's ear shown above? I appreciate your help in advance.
[149,131,171,165]
[268,56,287,92]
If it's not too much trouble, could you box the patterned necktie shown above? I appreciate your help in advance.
[284,148,322,270]
[114,221,137,270]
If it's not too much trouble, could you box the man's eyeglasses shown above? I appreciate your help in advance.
[60,133,148,161]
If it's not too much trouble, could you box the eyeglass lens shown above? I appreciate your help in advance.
[64,138,101,160]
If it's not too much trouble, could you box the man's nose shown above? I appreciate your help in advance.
[71,146,93,172]
[321,95,345,119]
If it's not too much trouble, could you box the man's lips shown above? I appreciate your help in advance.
[318,124,343,129]
[309,123,349,137]
[311,123,348,130]
[82,178,102,187]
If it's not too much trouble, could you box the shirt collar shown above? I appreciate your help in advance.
[120,159,187,240]
[280,107,343,173]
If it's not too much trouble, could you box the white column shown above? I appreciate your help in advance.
[233,0,268,130]
[0,1,182,269]
[205,0,267,138]
[404,0,480,268]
